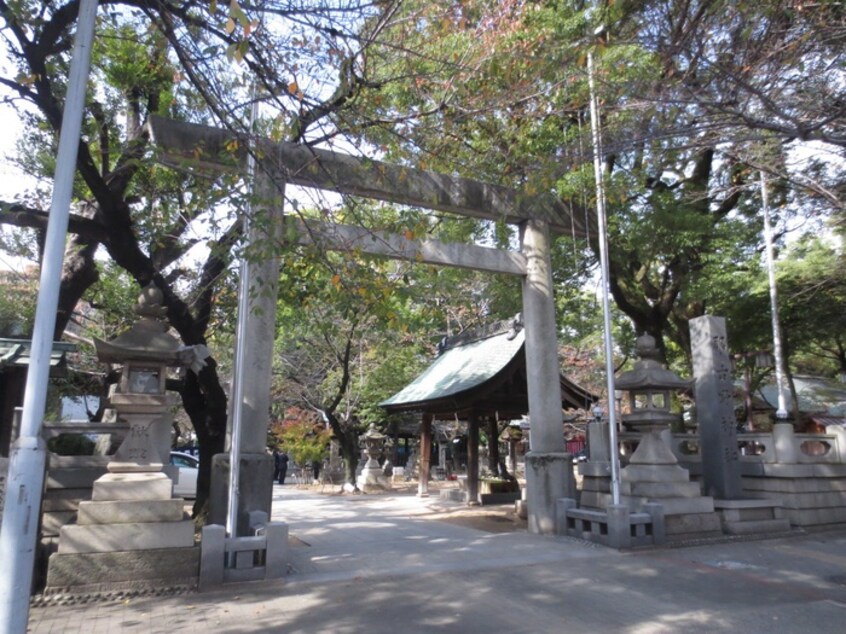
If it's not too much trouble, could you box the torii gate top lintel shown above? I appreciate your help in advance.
[147,115,591,238]
[147,115,577,535]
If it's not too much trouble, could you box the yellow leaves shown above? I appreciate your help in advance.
[247,20,260,37]
[225,18,258,38]
[287,81,304,100]
[223,1,260,63]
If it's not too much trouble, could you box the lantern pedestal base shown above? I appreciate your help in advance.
[621,459,722,540]
[357,465,389,492]
[580,434,723,541]
[45,470,197,594]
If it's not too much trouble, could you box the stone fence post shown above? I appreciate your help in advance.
[826,425,846,464]
[773,423,799,464]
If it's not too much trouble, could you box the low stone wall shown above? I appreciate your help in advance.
[42,455,111,536]
[665,424,846,529]
[556,498,665,548]
[740,463,846,526]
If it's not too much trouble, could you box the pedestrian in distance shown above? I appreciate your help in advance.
[276,451,289,484]
[272,449,282,482]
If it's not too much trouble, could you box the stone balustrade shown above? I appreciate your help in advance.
[41,420,129,440]
[607,424,846,529]
[616,425,846,467]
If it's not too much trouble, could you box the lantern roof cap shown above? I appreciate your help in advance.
[615,334,690,391]
[93,284,185,365]
[362,422,386,440]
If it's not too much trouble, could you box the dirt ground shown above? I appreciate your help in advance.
[292,479,528,534]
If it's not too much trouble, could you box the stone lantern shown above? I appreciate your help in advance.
[45,284,209,593]
[93,284,204,474]
[611,334,722,541]
[357,423,388,491]
[616,334,690,465]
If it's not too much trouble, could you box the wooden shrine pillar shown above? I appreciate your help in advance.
[467,413,480,505]
[486,416,500,476]
[418,412,433,497]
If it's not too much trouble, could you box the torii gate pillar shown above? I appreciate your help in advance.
[520,219,575,534]
[209,173,284,535]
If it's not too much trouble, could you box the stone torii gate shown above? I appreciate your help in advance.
[147,115,593,534]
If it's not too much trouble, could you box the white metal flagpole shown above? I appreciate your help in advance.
[760,172,790,420]
[225,90,261,543]
[587,49,622,505]
[0,1,99,631]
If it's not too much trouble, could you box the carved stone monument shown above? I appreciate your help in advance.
[690,316,790,534]
[690,316,743,499]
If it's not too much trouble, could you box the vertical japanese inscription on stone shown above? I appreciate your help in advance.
[0,457,8,523]
[711,333,740,461]
[690,316,742,499]
[125,423,151,462]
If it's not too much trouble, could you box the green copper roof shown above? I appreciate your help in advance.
[380,328,525,409]
[0,338,75,369]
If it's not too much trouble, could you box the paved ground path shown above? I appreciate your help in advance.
[27,485,846,633]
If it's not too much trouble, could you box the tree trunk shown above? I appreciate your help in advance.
[54,236,99,339]
[180,365,228,519]
[329,422,359,490]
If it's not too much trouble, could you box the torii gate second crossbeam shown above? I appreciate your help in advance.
[147,115,587,535]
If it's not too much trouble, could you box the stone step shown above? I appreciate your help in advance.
[41,511,76,537]
[622,464,693,483]
[58,519,195,554]
[77,498,186,525]
[45,466,108,490]
[782,506,846,527]
[624,481,702,499]
[665,511,722,536]
[45,546,199,593]
[721,518,792,535]
[623,495,715,516]
[41,487,92,512]
[91,472,172,501]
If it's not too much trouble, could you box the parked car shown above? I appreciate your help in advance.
[170,451,199,498]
